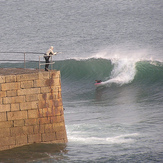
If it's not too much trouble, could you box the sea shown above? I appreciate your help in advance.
[0,0,163,162]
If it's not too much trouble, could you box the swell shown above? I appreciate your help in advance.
[55,58,163,86]
[134,60,163,84]
[56,58,113,81]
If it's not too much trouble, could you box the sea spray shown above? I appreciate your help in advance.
[107,58,137,85]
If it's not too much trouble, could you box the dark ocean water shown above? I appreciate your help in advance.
[0,0,163,162]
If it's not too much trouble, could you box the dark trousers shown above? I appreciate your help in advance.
[44,56,50,71]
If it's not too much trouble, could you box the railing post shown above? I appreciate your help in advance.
[51,55,53,70]
[39,56,40,70]
[24,53,26,68]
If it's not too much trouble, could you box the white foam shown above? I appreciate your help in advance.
[67,132,139,145]
[89,48,150,86]
[107,58,136,85]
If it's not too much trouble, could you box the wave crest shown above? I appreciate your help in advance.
[55,58,163,87]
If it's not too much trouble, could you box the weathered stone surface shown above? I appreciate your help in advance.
[5,75,16,83]
[0,112,7,121]
[21,81,33,89]
[7,110,28,121]
[6,90,17,97]
[1,82,20,91]
[0,69,67,151]
[17,88,40,96]
[11,103,20,111]
[0,104,10,112]
[0,76,5,84]
[17,73,39,82]
[0,91,6,98]
[0,121,13,128]
[3,96,25,104]
[14,119,25,127]
[28,134,41,143]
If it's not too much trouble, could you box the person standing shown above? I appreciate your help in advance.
[44,46,57,71]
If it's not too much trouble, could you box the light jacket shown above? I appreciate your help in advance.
[45,48,57,56]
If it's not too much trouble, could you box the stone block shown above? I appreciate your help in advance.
[49,71,60,78]
[0,91,6,98]
[44,78,55,87]
[44,123,54,133]
[26,94,38,102]
[20,101,38,111]
[56,130,67,140]
[33,79,46,87]
[10,126,24,136]
[0,137,15,146]
[15,135,28,145]
[25,118,38,126]
[40,87,51,93]
[51,86,62,92]
[7,110,27,121]
[49,106,63,116]
[0,112,7,121]
[0,128,10,137]
[0,121,13,128]
[28,134,41,143]
[51,115,64,123]
[28,109,38,119]
[38,117,51,125]
[52,90,62,99]
[23,126,34,135]
[17,88,40,96]
[50,116,58,123]
[39,72,49,79]
[0,76,5,84]
[33,124,44,134]
[38,93,61,101]
[11,103,19,111]
[1,82,20,91]
[14,119,25,127]
[41,132,56,142]
[41,108,55,117]
[53,78,60,86]
[6,90,17,97]
[53,122,66,132]
[52,99,63,108]
[53,122,65,128]
[10,126,34,136]
[5,75,16,83]
[17,73,39,82]
[3,96,25,104]
[0,104,10,112]
[21,81,33,89]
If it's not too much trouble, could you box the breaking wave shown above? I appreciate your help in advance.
[55,57,163,87]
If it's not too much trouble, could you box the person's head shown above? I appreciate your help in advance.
[50,46,53,50]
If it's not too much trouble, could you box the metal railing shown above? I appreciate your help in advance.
[0,52,55,70]
[39,55,55,70]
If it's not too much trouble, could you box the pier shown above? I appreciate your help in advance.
[0,68,67,151]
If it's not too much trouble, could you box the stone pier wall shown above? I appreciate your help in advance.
[0,69,67,151]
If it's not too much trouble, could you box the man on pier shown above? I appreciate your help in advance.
[44,46,57,71]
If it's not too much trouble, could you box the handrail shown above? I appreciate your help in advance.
[0,52,44,54]
[0,52,55,70]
